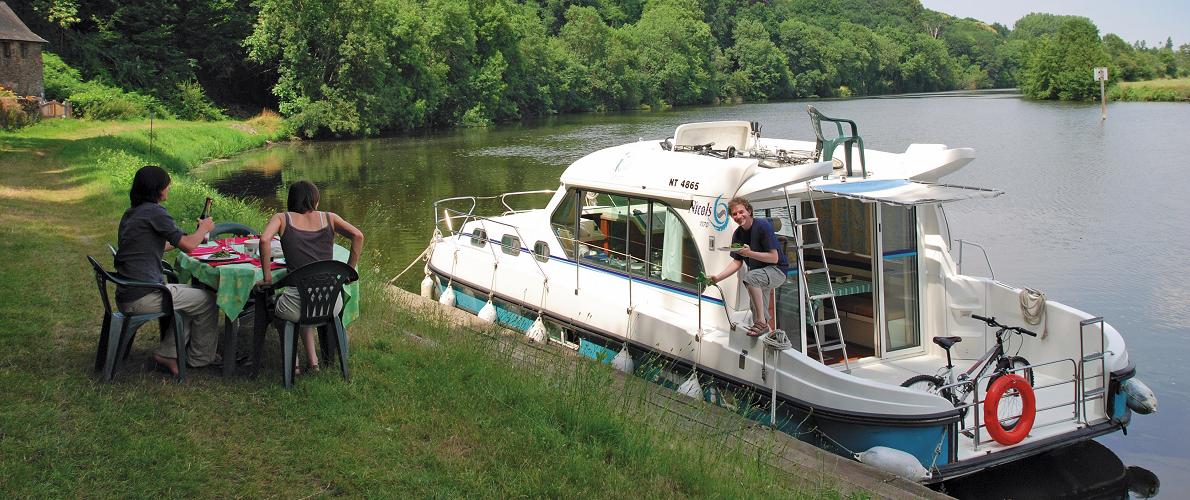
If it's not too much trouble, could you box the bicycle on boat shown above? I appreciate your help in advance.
[902,315,1038,443]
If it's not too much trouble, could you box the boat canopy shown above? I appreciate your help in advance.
[811,179,1002,206]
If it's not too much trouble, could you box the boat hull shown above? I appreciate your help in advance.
[431,269,1129,482]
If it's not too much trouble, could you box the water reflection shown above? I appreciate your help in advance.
[939,440,1158,500]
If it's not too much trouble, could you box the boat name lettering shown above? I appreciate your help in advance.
[693,195,731,231]
[668,178,700,190]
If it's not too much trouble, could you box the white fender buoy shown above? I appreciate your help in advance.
[419,274,434,298]
[438,286,456,307]
[677,372,702,399]
[478,298,497,323]
[525,316,547,343]
[855,446,929,481]
[1122,378,1157,415]
[611,346,634,374]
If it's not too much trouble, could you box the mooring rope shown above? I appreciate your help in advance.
[386,241,434,285]
[1019,287,1047,339]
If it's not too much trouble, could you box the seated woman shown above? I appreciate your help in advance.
[259,181,364,374]
[116,165,220,375]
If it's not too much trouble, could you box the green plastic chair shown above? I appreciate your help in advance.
[807,105,867,178]
[88,255,188,382]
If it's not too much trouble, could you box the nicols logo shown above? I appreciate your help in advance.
[692,195,731,231]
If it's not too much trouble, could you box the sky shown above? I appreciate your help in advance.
[919,0,1190,47]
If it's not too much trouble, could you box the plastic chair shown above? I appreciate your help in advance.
[210,222,258,239]
[87,256,188,382]
[254,260,358,388]
[807,105,867,178]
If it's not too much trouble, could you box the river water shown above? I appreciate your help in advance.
[200,91,1188,497]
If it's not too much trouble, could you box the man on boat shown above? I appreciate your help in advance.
[705,197,789,337]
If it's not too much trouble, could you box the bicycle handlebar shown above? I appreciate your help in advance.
[971,314,1038,337]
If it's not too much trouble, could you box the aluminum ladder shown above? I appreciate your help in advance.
[1078,317,1108,424]
[792,192,851,372]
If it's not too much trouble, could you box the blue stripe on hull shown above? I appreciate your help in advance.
[779,411,950,467]
[441,284,535,332]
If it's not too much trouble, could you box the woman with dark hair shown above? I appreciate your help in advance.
[259,180,364,374]
[116,165,220,375]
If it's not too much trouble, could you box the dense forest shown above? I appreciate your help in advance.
[12,0,1190,137]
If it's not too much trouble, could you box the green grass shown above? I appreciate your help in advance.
[1110,78,1190,102]
[0,119,842,497]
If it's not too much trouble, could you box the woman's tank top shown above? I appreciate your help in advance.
[280,211,334,271]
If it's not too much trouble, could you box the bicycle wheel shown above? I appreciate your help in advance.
[986,356,1034,430]
[901,375,964,414]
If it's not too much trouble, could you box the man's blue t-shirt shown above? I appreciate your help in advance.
[731,217,789,272]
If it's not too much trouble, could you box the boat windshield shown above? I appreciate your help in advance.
[550,189,703,290]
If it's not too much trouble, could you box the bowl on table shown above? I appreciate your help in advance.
[243,238,260,257]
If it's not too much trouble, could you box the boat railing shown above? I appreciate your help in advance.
[955,239,995,279]
[433,190,556,236]
[937,357,1093,451]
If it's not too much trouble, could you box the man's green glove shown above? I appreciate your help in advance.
[696,272,713,286]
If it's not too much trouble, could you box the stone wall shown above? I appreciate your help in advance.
[0,41,44,98]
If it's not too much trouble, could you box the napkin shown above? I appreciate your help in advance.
[250,258,285,270]
[189,245,223,256]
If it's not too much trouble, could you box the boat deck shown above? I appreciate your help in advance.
[844,352,1096,461]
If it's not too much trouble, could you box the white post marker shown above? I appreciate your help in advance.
[1094,67,1108,120]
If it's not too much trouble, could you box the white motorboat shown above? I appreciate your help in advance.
[423,119,1155,482]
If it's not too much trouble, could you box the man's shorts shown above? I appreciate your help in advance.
[742,266,786,290]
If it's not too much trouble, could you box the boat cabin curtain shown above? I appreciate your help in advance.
[661,210,684,283]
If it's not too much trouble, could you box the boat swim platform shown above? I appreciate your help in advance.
[385,285,951,499]
[846,352,1090,461]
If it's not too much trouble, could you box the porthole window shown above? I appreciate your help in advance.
[501,234,521,256]
[533,241,550,262]
[470,228,487,247]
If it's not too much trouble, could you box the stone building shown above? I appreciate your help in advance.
[0,1,48,98]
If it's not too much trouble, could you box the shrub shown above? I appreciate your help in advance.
[41,52,173,120]
[173,80,227,121]
[0,88,40,130]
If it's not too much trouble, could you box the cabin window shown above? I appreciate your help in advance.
[553,188,701,289]
[576,191,651,275]
[2,43,10,58]
[533,241,549,262]
[880,204,920,352]
[645,201,701,289]
[20,43,28,58]
[501,234,521,256]
[549,190,578,259]
[470,227,487,247]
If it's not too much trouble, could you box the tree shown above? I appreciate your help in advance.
[1019,17,1109,100]
[248,0,438,136]
[725,19,790,100]
[776,18,836,97]
[630,0,719,106]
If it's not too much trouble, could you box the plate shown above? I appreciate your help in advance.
[200,252,240,262]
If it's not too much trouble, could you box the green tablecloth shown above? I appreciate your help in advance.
[175,244,359,326]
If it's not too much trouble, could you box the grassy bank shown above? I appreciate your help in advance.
[1110,78,1190,102]
[0,119,840,497]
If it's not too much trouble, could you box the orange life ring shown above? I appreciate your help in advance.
[984,374,1036,445]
